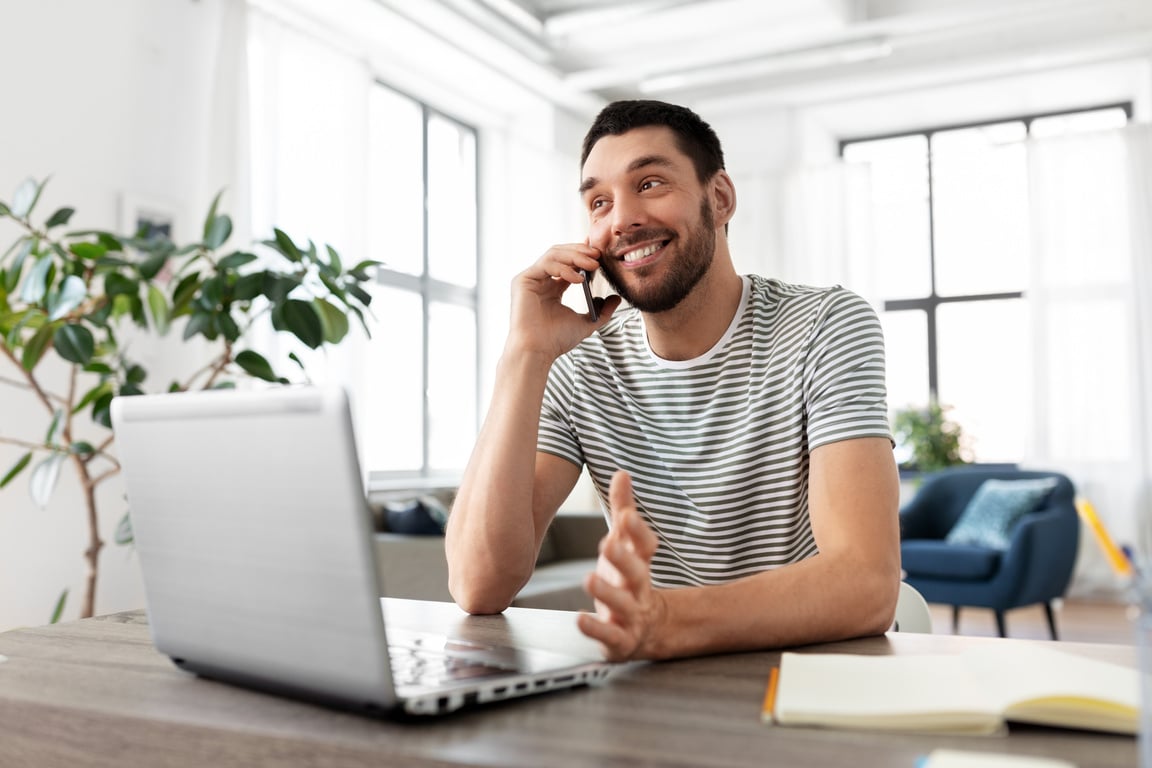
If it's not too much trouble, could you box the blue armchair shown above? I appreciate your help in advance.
[899,467,1080,639]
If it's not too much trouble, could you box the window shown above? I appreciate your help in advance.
[841,104,1130,463]
[361,84,479,482]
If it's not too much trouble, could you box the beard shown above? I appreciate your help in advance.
[598,199,716,314]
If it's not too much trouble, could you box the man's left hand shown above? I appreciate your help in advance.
[577,470,666,661]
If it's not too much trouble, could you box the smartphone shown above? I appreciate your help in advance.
[578,269,598,321]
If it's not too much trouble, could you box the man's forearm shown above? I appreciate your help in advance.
[446,348,557,613]
[645,551,899,660]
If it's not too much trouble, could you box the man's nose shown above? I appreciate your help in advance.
[611,195,646,236]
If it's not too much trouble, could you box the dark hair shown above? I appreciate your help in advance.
[580,100,725,183]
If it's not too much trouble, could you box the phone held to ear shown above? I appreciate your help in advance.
[578,269,598,322]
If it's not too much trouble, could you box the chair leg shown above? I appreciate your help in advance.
[952,605,960,634]
[994,611,1007,638]
[1044,601,1059,641]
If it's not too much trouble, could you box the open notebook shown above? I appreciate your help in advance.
[763,644,1137,736]
[110,385,613,717]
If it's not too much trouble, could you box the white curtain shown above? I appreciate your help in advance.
[780,126,1152,595]
[1026,124,1152,592]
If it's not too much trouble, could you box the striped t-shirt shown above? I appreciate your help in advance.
[538,275,891,588]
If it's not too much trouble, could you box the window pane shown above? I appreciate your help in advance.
[936,299,1029,463]
[427,115,477,287]
[931,123,1028,296]
[1030,107,1128,139]
[882,310,929,466]
[427,301,476,471]
[842,135,931,298]
[362,286,424,471]
[881,309,929,412]
[370,87,425,276]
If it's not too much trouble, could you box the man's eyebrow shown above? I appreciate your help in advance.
[578,154,677,196]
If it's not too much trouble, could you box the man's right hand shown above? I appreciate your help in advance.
[507,243,621,360]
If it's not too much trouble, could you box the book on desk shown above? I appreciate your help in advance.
[762,644,1138,736]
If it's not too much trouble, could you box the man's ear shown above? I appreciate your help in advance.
[710,170,737,228]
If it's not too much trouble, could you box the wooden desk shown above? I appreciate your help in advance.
[0,599,1138,768]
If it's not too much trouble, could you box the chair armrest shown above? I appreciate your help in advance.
[991,506,1080,605]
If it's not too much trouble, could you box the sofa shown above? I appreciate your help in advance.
[371,488,607,611]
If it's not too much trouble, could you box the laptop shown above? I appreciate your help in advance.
[110,385,613,717]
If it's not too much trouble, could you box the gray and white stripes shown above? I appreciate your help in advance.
[539,275,890,589]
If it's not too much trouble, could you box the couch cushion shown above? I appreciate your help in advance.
[383,497,447,535]
[944,477,1059,550]
[901,540,1002,580]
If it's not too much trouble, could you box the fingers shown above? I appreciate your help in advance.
[533,243,601,285]
[608,470,658,559]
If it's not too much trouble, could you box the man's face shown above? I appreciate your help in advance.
[579,126,717,313]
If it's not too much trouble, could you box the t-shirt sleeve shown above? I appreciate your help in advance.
[537,353,585,467]
[803,288,893,450]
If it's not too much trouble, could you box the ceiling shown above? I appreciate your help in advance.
[409,0,1152,107]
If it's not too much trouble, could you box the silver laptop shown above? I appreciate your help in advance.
[110,385,613,717]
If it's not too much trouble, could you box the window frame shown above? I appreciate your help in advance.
[838,101,1132,401]
[368,80,481,487]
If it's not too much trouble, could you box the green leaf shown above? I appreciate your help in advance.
[114,513,133,546]
[202,190,224,241]
[269,228,303,262]
[73,381,112,414]
[138,252,168,281]
[0,200,9,217]
[171,271,201,310]
[314,298,349,344]
[45,408,63,444]
[204,213,233,250]
[45,207,75,228]
[125,364,146,385]
[69,441,96,456]
[47,275,87,320]
[325,245,343,273]
[218,311,240,341]
[277,299,324,349]
[233,272,264,301]
[91,391,114,429]
[49,589,68,624]
[53,323,95,365]
[22,323,55,371]
[4,239,33,293]
[69,241,108,261]
[10,178,43,219]
[217,251,257,271]
[0,452,32,489]
[19,255,52,304]
[103,272,137,297]
[234,349,280,382]
[29,452,67,509]
[147,284,170,334]
[182,311,213,340]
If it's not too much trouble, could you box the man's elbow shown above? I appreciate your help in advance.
[448,569,519,615]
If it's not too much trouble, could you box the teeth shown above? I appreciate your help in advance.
[623,243,661,263]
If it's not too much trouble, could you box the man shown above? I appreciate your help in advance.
[446,100,900,662]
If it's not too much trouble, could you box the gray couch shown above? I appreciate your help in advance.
[371,489,606,611]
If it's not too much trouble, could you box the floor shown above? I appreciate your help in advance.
[927,598,1137,644]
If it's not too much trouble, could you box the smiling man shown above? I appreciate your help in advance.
[446,100,901,662]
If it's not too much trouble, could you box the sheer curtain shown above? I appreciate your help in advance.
[1026,124,1152,592]
[780,126,1152,595]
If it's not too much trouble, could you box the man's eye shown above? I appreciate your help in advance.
[640,179,663,191]
[591,199,607,210]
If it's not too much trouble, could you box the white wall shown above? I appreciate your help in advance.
[0,0,242,630]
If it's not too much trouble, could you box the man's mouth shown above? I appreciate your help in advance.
[617,239,670,264]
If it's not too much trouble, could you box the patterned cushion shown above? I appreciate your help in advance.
[945,478,1059,550]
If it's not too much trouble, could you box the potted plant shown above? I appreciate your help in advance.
[0,177,379,620]
[892,399,969,473]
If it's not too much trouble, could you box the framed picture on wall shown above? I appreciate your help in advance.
[119,193,177,244]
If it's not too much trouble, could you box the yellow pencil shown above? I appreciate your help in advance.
[761,665,780,724]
